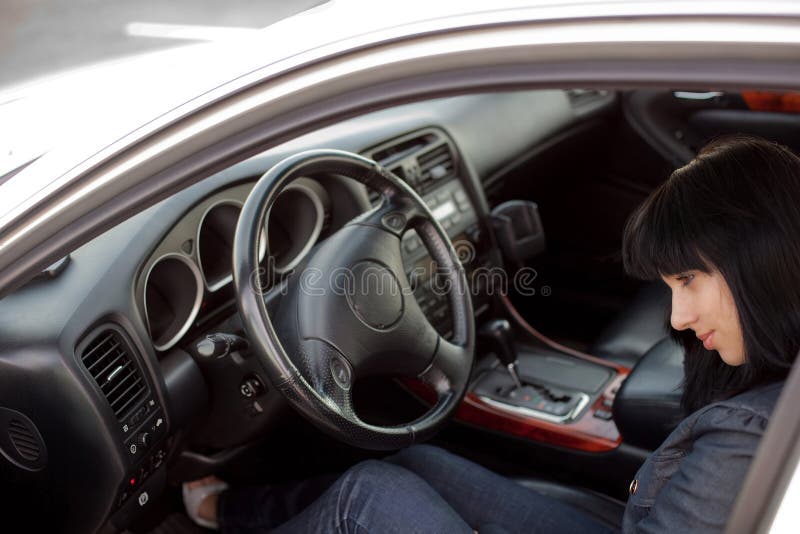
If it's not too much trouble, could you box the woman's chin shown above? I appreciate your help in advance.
[718,349,746,367]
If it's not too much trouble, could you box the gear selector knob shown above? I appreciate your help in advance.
[479,319,523,389]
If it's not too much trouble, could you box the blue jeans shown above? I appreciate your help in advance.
[218,444,617,533]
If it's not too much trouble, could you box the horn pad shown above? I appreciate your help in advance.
[345,261,404,331]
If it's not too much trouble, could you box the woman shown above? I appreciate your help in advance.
[184,136,800,533]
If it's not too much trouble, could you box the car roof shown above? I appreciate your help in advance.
[2,0,799,193]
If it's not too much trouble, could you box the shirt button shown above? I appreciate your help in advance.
[629,479,639,495]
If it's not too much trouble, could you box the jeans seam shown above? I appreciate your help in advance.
[335,467,356,532]
[338,516,367,534]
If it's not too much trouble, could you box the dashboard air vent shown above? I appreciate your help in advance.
[79,328,147,420]
[8,419,40,461]
[417,144,455,189]
[371,133,436,165]
[0,407,47,471]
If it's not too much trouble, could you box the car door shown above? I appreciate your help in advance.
[624,89,800,167]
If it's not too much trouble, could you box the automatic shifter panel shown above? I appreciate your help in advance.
[505,385,578,417]
[473,369,591,424]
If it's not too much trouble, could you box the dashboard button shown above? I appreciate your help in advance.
[594,409,613,421]
[330,356,353,391]
[136,432,150,449]
[143,411,166,443]
[381,212,406,232]
[240,376,265,398]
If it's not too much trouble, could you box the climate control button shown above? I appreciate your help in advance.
[136,432,150,449]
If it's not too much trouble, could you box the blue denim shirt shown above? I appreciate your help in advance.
[622,381,784,533]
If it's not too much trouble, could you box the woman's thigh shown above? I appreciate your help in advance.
[269,459,473,534]
[384,444,617,534]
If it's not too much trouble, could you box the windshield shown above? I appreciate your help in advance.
[1,1,325,91]
[0,1,326,182]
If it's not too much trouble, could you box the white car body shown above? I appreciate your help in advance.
[1,1,800,531]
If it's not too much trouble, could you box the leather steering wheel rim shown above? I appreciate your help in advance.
[233,149,475,450]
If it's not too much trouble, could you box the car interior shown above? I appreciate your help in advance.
[2,87,799,533]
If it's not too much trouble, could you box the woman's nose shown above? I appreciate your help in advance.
[670,294,697,331]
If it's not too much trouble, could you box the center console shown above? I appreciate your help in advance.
[459,347,628,452]
[363,128,493,337]
[371,129,630,454]
[474,319,615,425]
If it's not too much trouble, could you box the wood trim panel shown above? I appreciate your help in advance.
[403,365,629,453]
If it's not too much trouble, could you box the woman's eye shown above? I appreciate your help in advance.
[677,273,695,287]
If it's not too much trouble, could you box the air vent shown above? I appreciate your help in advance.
[417,144,455,189]
[371,133,436,164]
[389,165,406,182]
[8,419,40,461]
[0,408,47,471]
[363,129,460,195]
[79,328,147,420]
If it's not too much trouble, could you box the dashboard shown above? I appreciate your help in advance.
[0,89,615,532]
[139,178,333,353]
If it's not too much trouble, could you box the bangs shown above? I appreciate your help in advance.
[622,177,712,280]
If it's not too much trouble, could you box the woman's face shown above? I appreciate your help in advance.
[661,269,746,366]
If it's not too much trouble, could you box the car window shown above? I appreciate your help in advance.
[0,0,325,91]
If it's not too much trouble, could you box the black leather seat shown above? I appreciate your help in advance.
[589,283,671,368]
[514,478,626,530]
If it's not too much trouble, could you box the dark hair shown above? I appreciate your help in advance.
[622,135,800,413]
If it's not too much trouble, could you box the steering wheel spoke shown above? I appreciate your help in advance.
[419,334,471,397]
[300,339,358,416]
[353,192,423,238]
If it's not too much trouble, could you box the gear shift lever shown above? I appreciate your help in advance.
[479,319,523,389]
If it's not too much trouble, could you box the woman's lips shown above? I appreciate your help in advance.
[698,331,715,350]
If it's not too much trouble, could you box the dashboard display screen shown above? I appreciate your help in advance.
[432,200,456,221]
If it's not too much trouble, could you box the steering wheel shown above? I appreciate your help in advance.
[232,149,475,450]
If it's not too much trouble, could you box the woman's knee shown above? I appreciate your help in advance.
[388,444,458,472]
[335,459,420,504]
[339,459,400,487]
[332,460,438,528]
[332,458,471,533]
